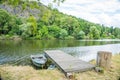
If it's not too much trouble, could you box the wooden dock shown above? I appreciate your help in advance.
[45,50,95,75]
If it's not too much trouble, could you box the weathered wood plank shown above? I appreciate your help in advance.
[45,50,95,73]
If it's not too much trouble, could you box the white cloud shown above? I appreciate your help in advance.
[97,13,112,26]
[111,14,120,27]
[41,0,120,27]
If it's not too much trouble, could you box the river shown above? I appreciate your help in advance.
[0,39,120,65]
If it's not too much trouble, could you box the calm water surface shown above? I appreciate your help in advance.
[0,39,120,65]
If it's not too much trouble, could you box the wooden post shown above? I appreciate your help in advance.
[97,51,112,69]
[66,72,74,79]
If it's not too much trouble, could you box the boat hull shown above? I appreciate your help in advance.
[31,54,47,67]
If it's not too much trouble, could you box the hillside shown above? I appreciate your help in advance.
[0,1,120,40]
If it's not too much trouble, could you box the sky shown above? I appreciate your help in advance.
[40,0,120,27]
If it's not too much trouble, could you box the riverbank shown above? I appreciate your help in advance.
[0,54,120,80]
[0,35,22,40]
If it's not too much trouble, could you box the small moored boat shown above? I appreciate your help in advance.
[30,54,47,67]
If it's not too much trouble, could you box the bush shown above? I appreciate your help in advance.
[65,36,75,40]
[48,25,61,38]
[76,31,85,39]
[0,9,11,34]
[59,29,68,39]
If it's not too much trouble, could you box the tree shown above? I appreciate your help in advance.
[41,10,52,25]
[19,23,31,38]
[0,9,11,34]
[59,29,68,39]
[27,15,37,36]
[38,26,49,39]
[110,26,114,35]
[76,30,85,39]
[60,16,79,35]
[82,24,90,36]
[113,27,120,38]
[19,16,37,38]
[48,25,61,38]
[8,17,20,35]
[89,26,100,39]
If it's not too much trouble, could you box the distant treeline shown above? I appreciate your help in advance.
[0,1,120,40]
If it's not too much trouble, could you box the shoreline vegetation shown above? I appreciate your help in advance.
[0,35,120,41]
[0,54,120,80]
[0,35,22,40]
[0,1,120,40]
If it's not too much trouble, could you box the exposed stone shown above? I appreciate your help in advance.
[0,3,41,19]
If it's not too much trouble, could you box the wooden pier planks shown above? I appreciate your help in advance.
[45,50,95,74]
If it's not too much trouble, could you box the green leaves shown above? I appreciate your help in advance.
[59,29,68,39]
[0,9,11,34]
[27,15,37,36]
[48,25,61,38]
[89,26,100,39]
[76,31,85,39]
[0,1,120,40]
[0,9,10,26]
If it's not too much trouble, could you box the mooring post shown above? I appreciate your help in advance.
[97,51,112,69]
[65,72,74,79]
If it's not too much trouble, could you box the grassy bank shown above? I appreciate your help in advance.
[0,54,120,80]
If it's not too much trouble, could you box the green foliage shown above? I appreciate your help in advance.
[27,15,37,36]
[7,0,20,7]
[8,17,19,35]
[59,29,68,39]
[22,2,27,10]
[58,16,80,35]
[113,27,120,38]
[41,10,52,24]
[0,1,120,40]
[89,26,100,39]
[19,23,30,38]
[0,9,10,26]
[40,26,49,38]
[29,1,39,9]
[0,9,23,35]
[48,25,61,38]
[76,31,85,39]
[0,0,2,4]
[0,9,11,34]
[65,36,75,40]
[19,18,37,38]
[36,26,49,39]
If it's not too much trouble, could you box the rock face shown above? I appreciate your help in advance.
[0,3,41,18]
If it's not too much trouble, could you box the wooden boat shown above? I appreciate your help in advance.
[30,54,47,67]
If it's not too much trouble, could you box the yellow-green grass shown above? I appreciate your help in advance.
[0,54,120,80]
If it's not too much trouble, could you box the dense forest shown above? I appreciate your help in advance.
[0,0,120,40]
